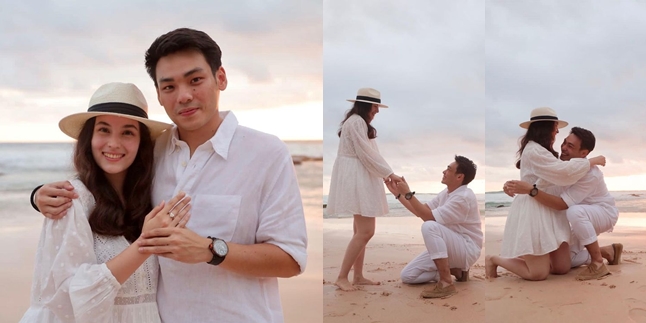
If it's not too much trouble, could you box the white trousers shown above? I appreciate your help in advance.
[400,221,475,284]
[568,204,618,267]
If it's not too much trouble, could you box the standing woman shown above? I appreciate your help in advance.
[20,83,190,322]
[327,88,402,291]
[485,107,606,281]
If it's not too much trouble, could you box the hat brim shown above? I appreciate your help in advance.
[519,119,568,129]
[346,99,388,108]
[59,112,172,140]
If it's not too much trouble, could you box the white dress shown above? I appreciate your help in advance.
[327,114,393,217]
[500,141,591,257]
[20,179,161,323]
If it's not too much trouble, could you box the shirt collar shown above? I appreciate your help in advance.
[166,110,238,160]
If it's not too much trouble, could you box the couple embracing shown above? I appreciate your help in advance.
[486,107,621,281]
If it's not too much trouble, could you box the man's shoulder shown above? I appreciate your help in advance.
[233,125,289,155]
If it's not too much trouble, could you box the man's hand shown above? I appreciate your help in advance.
[36,181,79,219]
[138,227,212,263]
[395,176,411,195]
[504,180,533,196]
[385,179,399,196]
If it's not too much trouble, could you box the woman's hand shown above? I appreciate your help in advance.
[142,192,192,234]
[589,155,606,167]
[385,173,403,184]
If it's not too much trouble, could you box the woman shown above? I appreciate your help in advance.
[20,82,190,322]
[327,87,402,291]
[485,107,605,281]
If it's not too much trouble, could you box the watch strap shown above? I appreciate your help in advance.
[207,236,225,266]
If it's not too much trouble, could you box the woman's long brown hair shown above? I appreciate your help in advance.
[338,101,377,139]
[516,121,558,169]
[74,117,155,242]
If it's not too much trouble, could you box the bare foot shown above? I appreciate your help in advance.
[334,278,357,291]
[353,277,381,285]
[450,268,467,282]
[485,255,498,279]
[600,245,614,263]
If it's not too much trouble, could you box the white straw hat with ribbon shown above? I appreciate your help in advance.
[346,87,388,108]
[59,82,171,140]
[519,107,568,129]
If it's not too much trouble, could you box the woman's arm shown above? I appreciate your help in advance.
[345,116,393,178]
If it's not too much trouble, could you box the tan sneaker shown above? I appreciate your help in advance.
[420,282,457,299]
[575,262,610,281]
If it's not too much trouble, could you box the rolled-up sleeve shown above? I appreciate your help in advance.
[256,145,308,274]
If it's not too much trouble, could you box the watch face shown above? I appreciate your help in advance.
[214,239,228,256]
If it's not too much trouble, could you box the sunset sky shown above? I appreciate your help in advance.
[0,1,322,142]
[323,0,485,194]
[486,1,646,192]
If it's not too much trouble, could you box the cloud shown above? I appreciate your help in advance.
[323,0,485,194]
[486,1,646,191]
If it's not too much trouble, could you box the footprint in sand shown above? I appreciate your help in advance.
[626,298,646,323]
[485,287,511,301]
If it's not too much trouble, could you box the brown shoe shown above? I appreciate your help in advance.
[420,283,457,299]
[575,262,610,281]
[609,243,623,265]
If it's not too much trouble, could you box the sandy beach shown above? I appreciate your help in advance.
[323,216,486,323]
[485,210,646,323]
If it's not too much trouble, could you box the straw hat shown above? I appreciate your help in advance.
[519,107,568,129]
[59,82,171,140]
[346,88,388,108]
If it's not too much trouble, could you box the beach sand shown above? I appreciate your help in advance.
[485,211,646,323]
[323,216,486,323]
[0,190,323,323]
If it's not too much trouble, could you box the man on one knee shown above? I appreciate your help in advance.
[505,127,620,281]
[387,155,482,298]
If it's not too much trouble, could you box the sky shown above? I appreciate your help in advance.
[486,1,646,192]
[323,0,485,194]
[0,1,322,142]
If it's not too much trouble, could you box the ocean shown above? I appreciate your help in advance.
[323,193,486,219]
[485,190,646,217]
[0,141,323,223]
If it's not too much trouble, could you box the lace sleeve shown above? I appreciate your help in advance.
[35,196,120,322]
[345,116,393,178]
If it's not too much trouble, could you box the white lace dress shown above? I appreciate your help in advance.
[327,114,393,217]
[500,141,590,257]
[19,179,161,323]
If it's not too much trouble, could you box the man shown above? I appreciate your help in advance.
[32,28,307,322]
[386,155,482,298]
[504,126,620,281]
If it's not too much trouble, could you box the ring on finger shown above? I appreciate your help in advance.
[169,211,176,219]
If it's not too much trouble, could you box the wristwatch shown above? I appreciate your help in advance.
[529,184,538,197]
[207,236,228,266]
[405,191,416,200]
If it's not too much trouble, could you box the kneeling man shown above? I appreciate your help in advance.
[387,155,482,298]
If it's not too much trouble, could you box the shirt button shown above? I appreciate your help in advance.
[182,161,187,167]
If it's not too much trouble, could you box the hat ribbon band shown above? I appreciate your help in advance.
[88,102,148,119]
[530,115,558,121]
[356,95,381,103]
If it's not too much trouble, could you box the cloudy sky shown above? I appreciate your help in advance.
[486,1,646,192]
[0,0,322,142]
[323,0,485,194]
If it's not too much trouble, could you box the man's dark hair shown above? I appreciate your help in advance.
[570,126,595,152]
[145,28,222,87]
[455,155,477,186]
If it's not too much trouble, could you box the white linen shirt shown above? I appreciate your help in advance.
[426,185,483,268]
[560,165,618,218]
[151,111,307,323]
